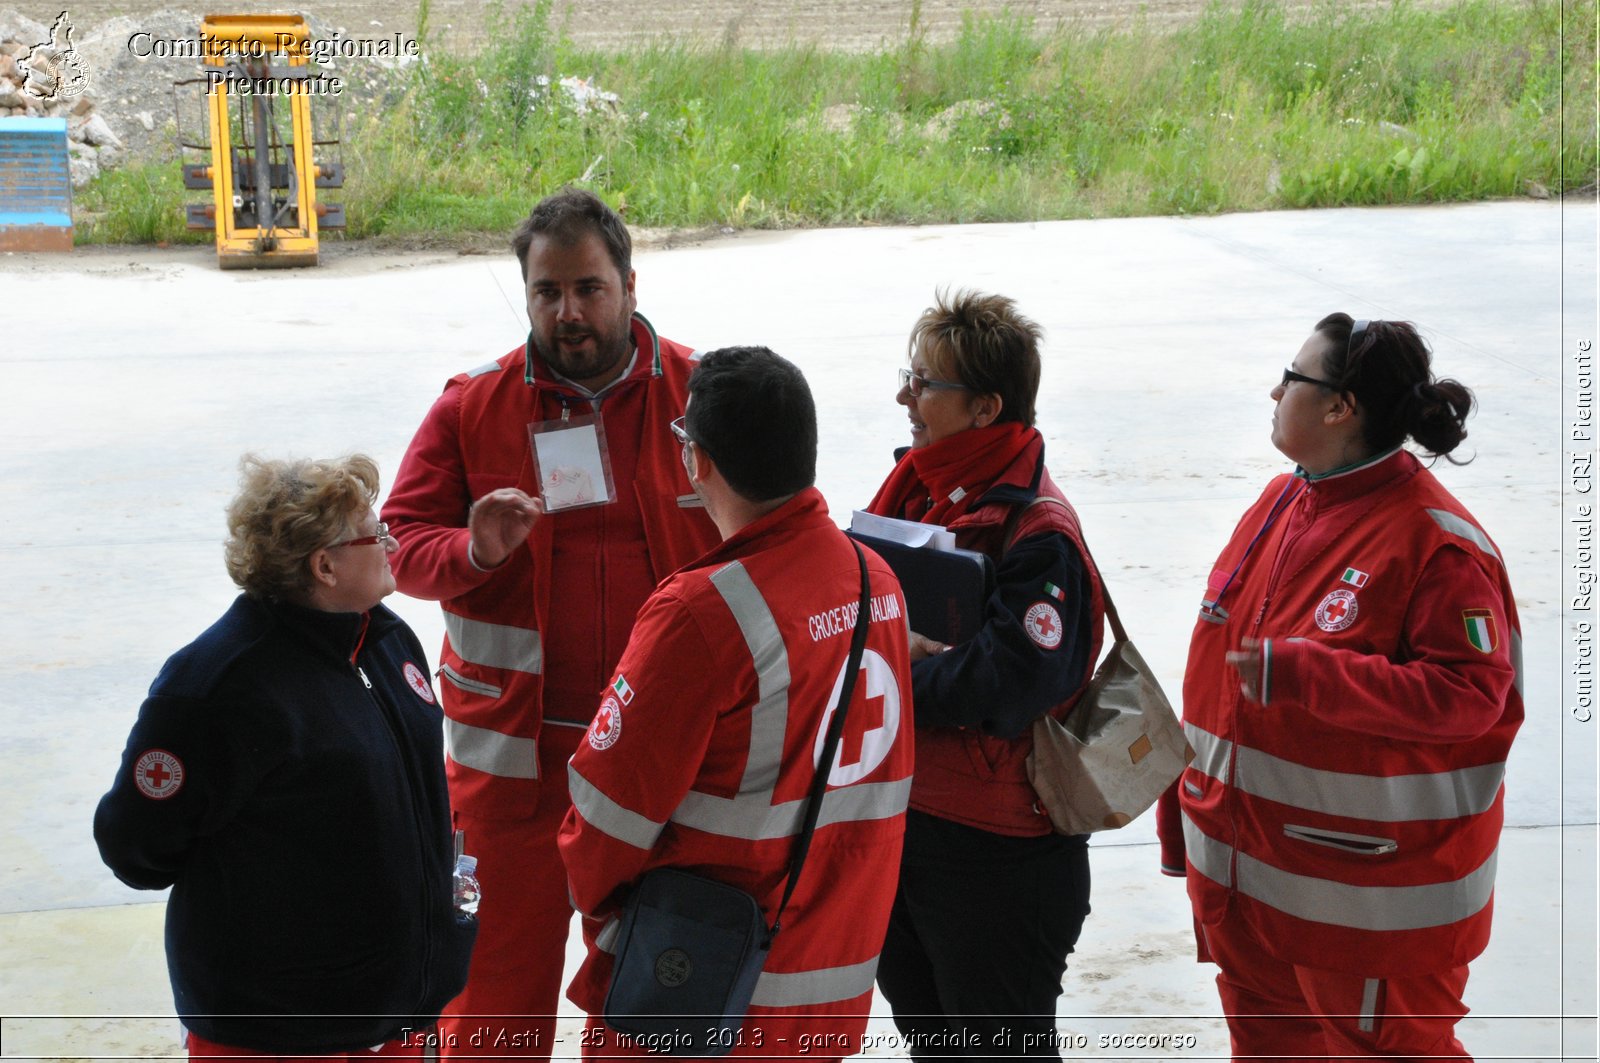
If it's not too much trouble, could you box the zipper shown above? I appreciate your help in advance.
[439,664,502,699]
[1228,489,1311,890]
[352,632,439,1010]
[1283,824,1399,856]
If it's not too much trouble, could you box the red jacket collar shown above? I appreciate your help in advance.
[693,487,833,570]
[521,312,664,395]
[1296,446,1418,506]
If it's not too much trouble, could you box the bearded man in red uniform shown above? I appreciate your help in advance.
[384,189,720,1058]
[560,346,915,1060]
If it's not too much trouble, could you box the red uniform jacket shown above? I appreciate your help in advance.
[384,315,720,817]
[1163,448,1522,976]
[559,489,915,1034]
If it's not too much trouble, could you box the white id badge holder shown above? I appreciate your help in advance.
[527,413,618,512]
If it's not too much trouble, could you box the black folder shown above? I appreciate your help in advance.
[846,531,994,645]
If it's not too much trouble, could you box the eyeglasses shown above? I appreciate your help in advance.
[899,368,970,397]
[1281,367,1340,390]
[669,416,690,445]
[330,522,393,548]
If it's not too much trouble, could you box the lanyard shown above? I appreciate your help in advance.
[1199,476,1305,623]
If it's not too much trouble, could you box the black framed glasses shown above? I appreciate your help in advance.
[669,416,690,445]
[899,368,970,397]
[330,522,393,548]
[1281,367,1340,390]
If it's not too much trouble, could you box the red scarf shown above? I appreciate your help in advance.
[866,422,1038,527]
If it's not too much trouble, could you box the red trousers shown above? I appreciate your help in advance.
[187,1030,425,1059]
[439,726,585,1060]
[1200,917,1472,1061]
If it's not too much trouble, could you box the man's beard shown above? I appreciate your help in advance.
[533,312,634,387]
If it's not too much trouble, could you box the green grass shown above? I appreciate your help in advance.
[76,0,1596,245]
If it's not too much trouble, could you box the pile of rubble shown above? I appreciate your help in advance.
[0,7,415,187]
[1,10,126,186]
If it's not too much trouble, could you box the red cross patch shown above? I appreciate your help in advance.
[588,695,622,751]
[403,661,436,704]
[133,749,184,800]
[1314,589,1359,632]
[1023,601,1064,649]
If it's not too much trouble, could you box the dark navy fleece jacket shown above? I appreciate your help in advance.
[95,595,474,1052]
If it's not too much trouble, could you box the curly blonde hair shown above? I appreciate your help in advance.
[224,454,381,601]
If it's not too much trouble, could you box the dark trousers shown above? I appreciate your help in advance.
[876,811,1092,1063]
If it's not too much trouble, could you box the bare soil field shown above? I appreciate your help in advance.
[42,0,1431,52]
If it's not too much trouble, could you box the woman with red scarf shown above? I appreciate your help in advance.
[867,290,1106,1062]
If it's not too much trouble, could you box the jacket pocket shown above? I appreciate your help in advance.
[1282,824,1398,856]
[440,664,503,700]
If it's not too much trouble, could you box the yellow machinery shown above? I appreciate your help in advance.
[177,15,344,268]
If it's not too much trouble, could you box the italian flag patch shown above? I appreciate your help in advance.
[1462,609,1498,654]
[1341,567,1369,588]
[1043,581,1067,602]
[611,674,635,705]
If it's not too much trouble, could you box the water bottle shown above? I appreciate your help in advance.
[452,854,481,918]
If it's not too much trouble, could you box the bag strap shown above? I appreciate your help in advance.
[768,539,872,941]
[1003,495,1127,644]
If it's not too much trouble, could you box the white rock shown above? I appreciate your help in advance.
[923,99,1011,142]
[0,13,49,51]
[67,140,98,187]
[135,109,154,131]
[80,112,122,148]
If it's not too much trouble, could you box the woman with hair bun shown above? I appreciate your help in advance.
[1159,315,1523,1059]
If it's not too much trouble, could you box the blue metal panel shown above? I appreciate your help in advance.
[0,117,74,228]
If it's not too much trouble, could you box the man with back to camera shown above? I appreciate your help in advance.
[559,346,916,1060]
[383,188,720,1058]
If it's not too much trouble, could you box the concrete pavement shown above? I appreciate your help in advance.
[1,200,1595,1060]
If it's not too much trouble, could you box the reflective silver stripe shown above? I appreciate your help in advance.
[661,560,907,841]
[818,777,912,828]
[750,957,880,1008]
[1237,747,1505,823]
[1428,509,1501,563]
[1182,809,1233,887]
[444,613,542,674]
[1359,978,1380,1033]
[1185,722,1232,782]
[1511,627,1525,697]
[677,493,706,508]
[1182,811,1497,931]
[466,360,502,378]
[710,562,789,796]
[597,915,621,954]
[673,779,912,841]
[444,718,538,779]
[1186,723,1505,821]
[439,663,502,699]
[569,765,666,851]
